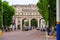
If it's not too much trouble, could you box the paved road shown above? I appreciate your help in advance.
[0,29,56,40]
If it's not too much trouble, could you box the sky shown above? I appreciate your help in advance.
[2,0,39,5]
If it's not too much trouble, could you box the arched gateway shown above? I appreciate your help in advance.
[12,4,46,30]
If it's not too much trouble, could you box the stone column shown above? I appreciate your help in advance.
[15,18,18,30]
[39,19,41,29]
[40,19,42,30]
[29,19,31,29]
[20,19,23,30]
[37,19,40,29]
[56,0,60,40]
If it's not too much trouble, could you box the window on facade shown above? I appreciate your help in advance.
[16,8,19,11]
[23,13,25,15]
[14,6,16,7]
[28,13,30,15]
[25,13,28,15]
[34,13,36,15]
[20,13,22,15]
[18,20,20,24]
[32,13,33,15]
[37,13,39,15]
[18,13,20,15]
[15,13,18,15]
[22,13,23,15]
[20,13,21,15]
[30,13,32,15]
[27,13,29,15]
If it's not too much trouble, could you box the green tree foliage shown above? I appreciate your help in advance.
[3,1,15,28]
[37,0,56,27]
[0,0,2,28]
[37,0,48,22]
[49,0,56,27]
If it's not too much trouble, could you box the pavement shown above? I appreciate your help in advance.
[0,29,56,40]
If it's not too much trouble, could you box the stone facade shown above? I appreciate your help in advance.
[12,4,45,30]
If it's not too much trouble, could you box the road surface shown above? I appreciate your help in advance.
[0,29,56,40]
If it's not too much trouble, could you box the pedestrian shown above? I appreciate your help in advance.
[46,27,50,35]
[12,25,16,31]
[50,27,55,36]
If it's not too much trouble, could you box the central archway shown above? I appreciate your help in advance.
[31,19,37,29]
[22,18,29,30]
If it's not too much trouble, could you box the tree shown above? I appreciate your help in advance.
[3,1,15,29]
[49,0,56,27]
[0,0,2,29]
[37,0,48,25]
[37,0,56,27]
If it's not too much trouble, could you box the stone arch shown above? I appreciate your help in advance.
[22,18,29,29]
[40,18,46,30]
[31,18,38,28]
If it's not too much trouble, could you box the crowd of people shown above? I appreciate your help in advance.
[0,25,56,37]
[39,26,56,37]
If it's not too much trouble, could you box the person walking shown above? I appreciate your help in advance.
[46,27,50,35]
